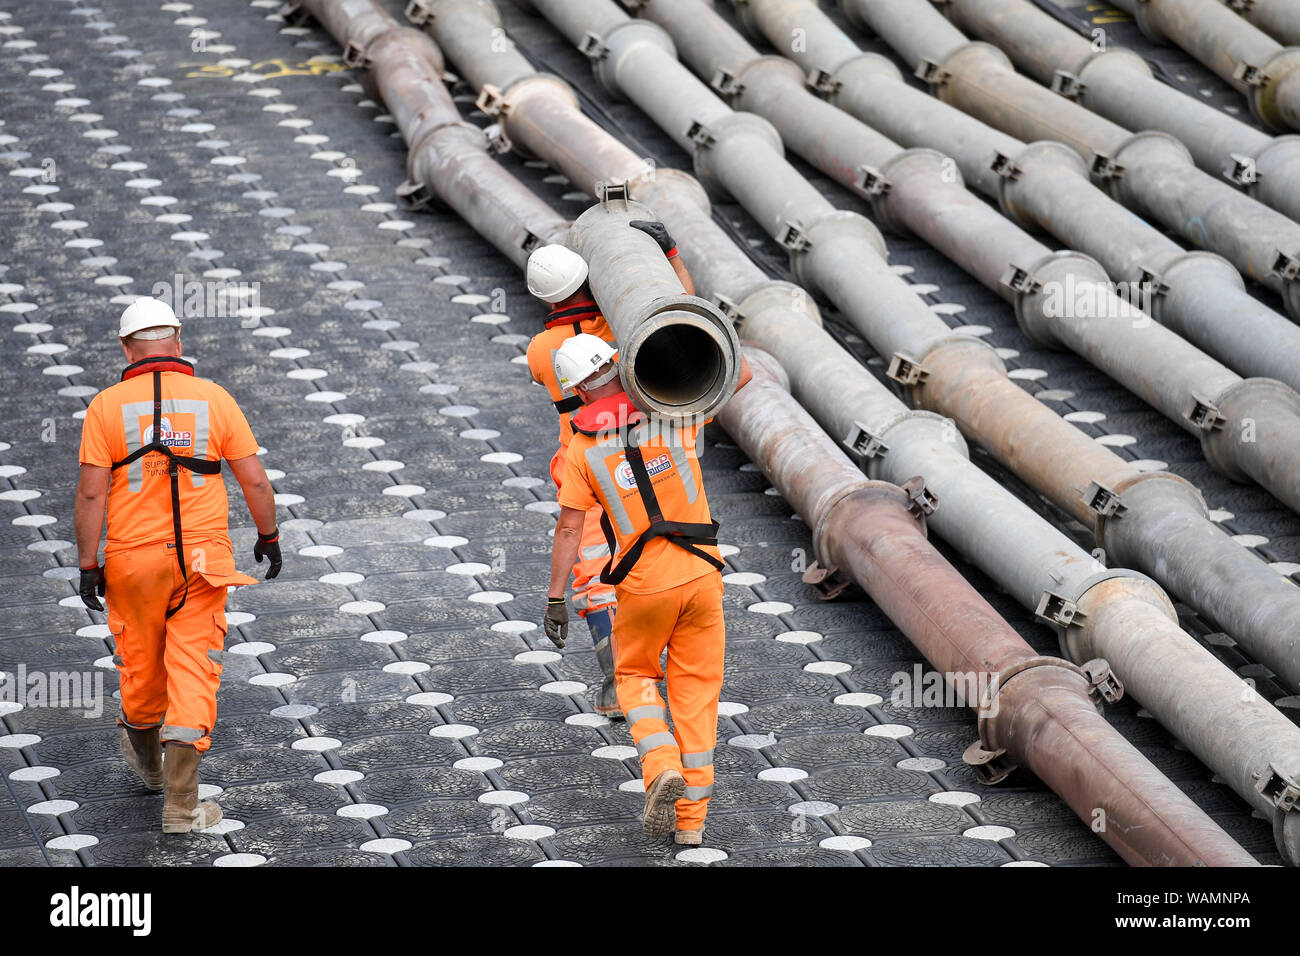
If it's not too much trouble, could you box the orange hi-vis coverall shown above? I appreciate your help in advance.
[79,356,260,753]
[558,393,726,831]
[527,298,618,619]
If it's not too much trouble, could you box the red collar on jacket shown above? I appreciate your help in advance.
[545,298,602,329]
[570,391,644,436]
[121,355,196,381]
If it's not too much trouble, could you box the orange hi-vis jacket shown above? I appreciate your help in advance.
[525,298,616,448]
[79,356,260,577]
[558,393,723,595]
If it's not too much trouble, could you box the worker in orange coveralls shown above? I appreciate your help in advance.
[525,224,693,719]
[74,296,281,833]
[542,332,750,847]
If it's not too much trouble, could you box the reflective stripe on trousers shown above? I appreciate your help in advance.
[610,572,725,831]
[105,540,229,754]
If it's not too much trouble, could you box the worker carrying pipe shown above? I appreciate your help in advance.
[74,297,281,834]
[543,332,751,845]
[526,229,695,718]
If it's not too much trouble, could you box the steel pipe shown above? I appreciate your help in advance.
[294,0,568,266]
[839,0,1300,321]
[721,347,1257,867]
[1222,0,1300,47]
[934,0,1300,228]
[762,4,1300,390]
[1108,0,1300,131]
[501,0,1300,860]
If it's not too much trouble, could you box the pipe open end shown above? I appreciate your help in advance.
[621,306,738,421]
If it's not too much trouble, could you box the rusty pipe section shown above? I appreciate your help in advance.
[720,347,1257,867]
[936,0,1300,230]
[409,0,537,93]
[566,199,740,419]
[840,0,1300,320]
[1222,0,1300,47]
[1109,0,1300,131]
[517,0,1300,858]
[683,0,1300,692]
[294,0,568,266]
[1071,576,1300,863]
[741,295,1300,867]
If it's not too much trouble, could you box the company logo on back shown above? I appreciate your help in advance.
[141,417,193,450]
[614,452,672,490]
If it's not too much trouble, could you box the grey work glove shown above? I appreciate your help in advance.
[544,598,569,649]
[628,220,677,258]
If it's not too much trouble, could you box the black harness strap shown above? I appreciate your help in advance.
[547,303,599,325]
[111,369,220,619]
[598,441,723,586]
[553,394,583,415]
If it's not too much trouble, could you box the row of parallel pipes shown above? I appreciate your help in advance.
[295,0,1266,865]
[730,0,1300,394]
[1107,0,1300,131]
[716,0,1300,696]
[405,0,1300,861]
[926,0,1300,223]
[837,0,1300,323]
[583,0,1300,702]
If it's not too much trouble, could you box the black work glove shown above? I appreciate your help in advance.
[544,598,569,649]
[629,219,678,258]
[254,528,282,580]
[79,565,106,612]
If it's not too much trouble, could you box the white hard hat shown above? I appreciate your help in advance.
[555,333,619,391]
[526,244,589,303]
[119,296,181,339]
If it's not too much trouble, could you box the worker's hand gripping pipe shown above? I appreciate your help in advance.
[718,346,1257,867]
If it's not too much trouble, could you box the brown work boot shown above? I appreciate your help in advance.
[674,828,703,846]
[642,769,685,839]
[161,741,222,834]
[119,724,163,791]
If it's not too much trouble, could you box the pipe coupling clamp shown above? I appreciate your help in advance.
[1235,47,1300,131]
[964,655,1123,784]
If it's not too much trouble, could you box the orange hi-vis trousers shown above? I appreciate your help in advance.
[105,539,244,753]
[550,446,616,618]
[613,571,725,831]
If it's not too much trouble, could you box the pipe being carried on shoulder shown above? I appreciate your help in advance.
[567,199,740,423]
